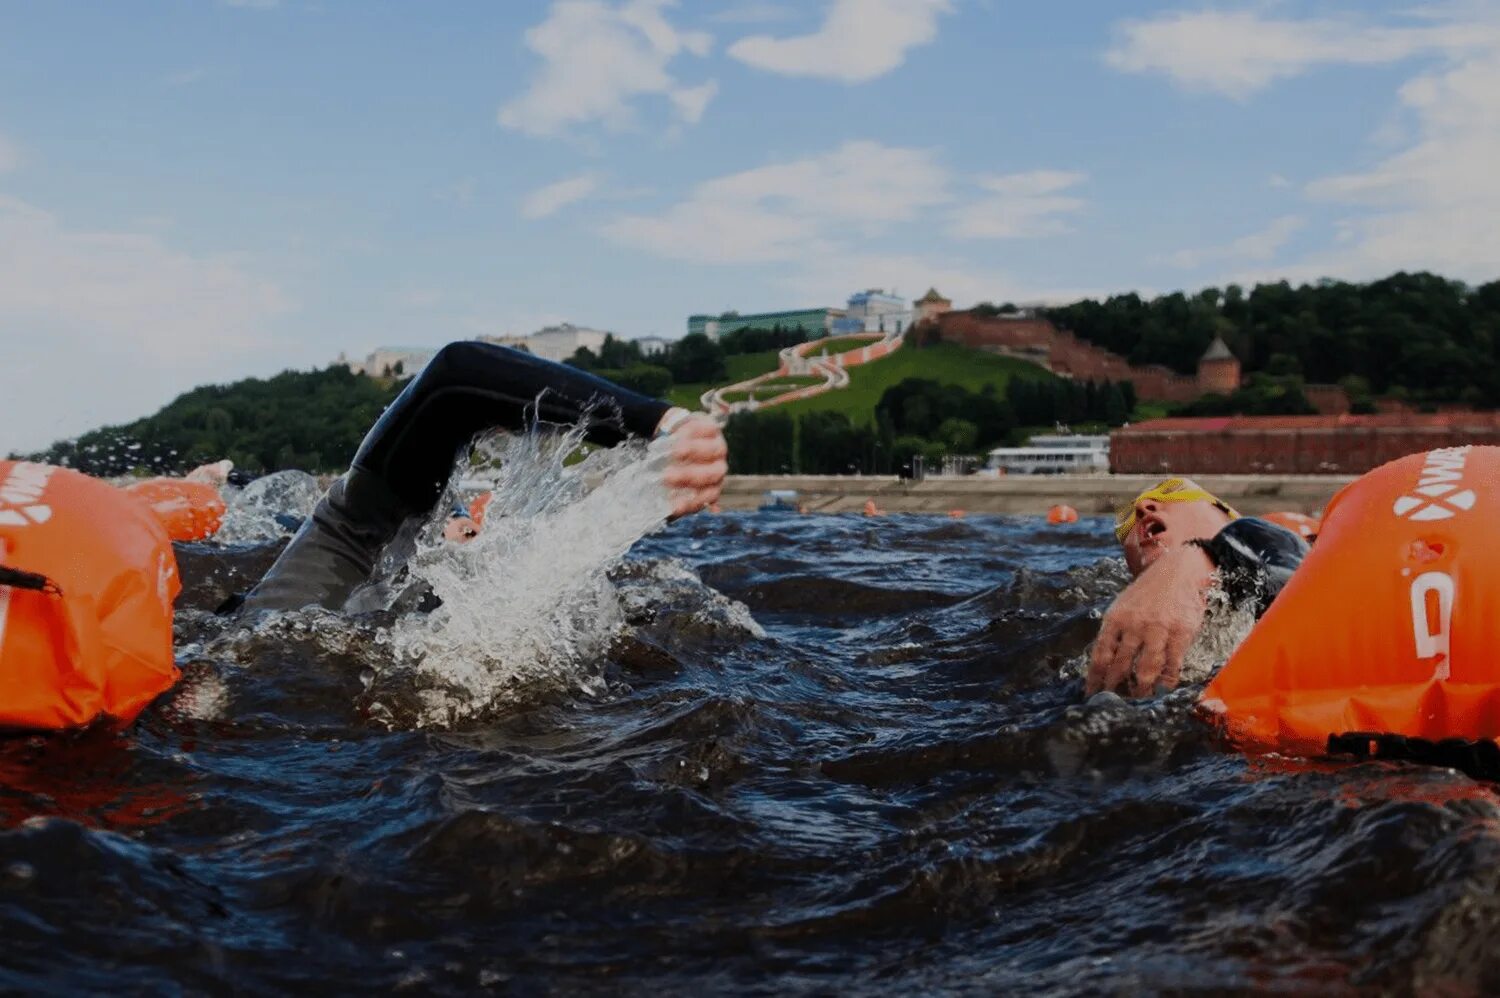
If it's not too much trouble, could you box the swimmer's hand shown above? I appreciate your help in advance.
[1087,543,1213,697]
[658,410,727,518]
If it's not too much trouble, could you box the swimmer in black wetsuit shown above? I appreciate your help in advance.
[1087,477,1307,697]
[235,340,726,613]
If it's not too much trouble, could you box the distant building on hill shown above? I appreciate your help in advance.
[519,323,611,362]
[1196,336,1242,394]
[913,288,952,324]
[688,307,842,341]
[340,346,436,378]
[635,336,672,357]
[832,289,912,335]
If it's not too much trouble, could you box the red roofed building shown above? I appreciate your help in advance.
[1110,413,1500,475]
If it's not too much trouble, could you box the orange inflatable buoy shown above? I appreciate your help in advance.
[469,490,495,527]
[1047,504,1078,524]
[122,477,226,542]
[1203,445,1500,759]
[948,509,965,519]
[1260,510,1320,542]
[0,461,180,730]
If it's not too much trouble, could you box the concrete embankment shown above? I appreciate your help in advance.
[718,474,1357,515]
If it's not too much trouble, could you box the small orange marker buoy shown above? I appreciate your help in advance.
[122,477,227,542]
[1046,504,1079,524]
[948,509,965,519]
[1260,510,1320,542]
[469,490,495,526]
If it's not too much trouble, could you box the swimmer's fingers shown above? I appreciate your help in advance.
[1129,623,1170,696]
[668,484,721,519]
[666,459,729,489]
[670,430,728,463]
[1159,625,1194,691]
[1086,619,1123,695]
[668,415,726,446]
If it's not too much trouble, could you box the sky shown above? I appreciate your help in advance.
[2,0,1499,454]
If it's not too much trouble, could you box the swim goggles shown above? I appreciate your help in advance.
[1114,477,1239,543]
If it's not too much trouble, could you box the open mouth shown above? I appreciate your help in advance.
[1140,517,1167,541]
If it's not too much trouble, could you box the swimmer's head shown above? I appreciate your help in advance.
[1116,477,1238,576]
[444,505,480,544]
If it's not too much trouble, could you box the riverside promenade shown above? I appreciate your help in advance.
[718,474,1356,515]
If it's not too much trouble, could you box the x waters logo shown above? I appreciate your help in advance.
[1395,447,1477,681]
[1392,447,1475,521]
[0,463,55,528]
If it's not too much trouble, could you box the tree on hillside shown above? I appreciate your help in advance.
[23,366,403,475]
[665,333,727,384]
[1043,271,1500,407]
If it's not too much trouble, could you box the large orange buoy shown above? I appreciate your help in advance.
[121,477,226,542]
[1260,510,1320,542]
[0,461,180,730]
[1203,445,1500,758]
[1047,504,1079,524]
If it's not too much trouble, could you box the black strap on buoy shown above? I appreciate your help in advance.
[1328,731,1500,782]
[0,564,62,597]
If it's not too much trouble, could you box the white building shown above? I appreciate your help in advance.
[341,346,436,378]
[832,289,913,335]
[635,336,672,357]
[984,435,1111,475]
[519,323,611,362]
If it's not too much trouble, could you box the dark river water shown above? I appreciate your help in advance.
[3,510,1499,994]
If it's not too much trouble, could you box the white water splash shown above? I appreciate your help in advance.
[215,470,323,544]
[375,424,674,726]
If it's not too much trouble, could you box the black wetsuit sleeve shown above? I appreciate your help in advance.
[234,341,672,613]
[1193,517,1309,617]
[351,341,671,515]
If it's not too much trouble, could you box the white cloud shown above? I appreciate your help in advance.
[0,133,17,173]
[708,3,797,25]
[603,140,951,263]
[1105,9,1498,99]
[603,141,1096,312]
[1110,6,1500,284]
[1162,215,1305,269]
[728,0,952,83]
[1299,47,1500,281]
[499,0,716,138]
[949,170,1086,239]
[0,195,289,454]
[520,173,602,219]
[164,67,207,87]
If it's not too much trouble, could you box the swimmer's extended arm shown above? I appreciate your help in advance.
[235,341,672,613]
[1189,517,1309,617]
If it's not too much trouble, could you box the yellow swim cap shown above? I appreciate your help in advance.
[1114,477,1239,543]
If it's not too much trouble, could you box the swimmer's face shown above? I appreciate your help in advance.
[444,516,480,543]
[1120,491,1233,576]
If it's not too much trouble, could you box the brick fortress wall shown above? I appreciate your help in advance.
[931,312,1202,402]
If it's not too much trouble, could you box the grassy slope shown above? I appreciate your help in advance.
[769,343,1055,425]
[668,349,783,408]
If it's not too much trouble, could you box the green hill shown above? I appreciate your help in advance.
[667,349,783,408]
[20,366,402,476]
[762,343,1055,423]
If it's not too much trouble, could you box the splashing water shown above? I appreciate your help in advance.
[215,470,323,543]
[375,424,675,726]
